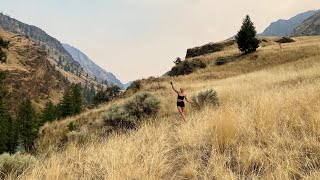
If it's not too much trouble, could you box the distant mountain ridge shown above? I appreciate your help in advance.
[260,10,319,36]
[62,44,123,88]
[291,11,320,36]
[0,13,79,69]
[0,13,119,89]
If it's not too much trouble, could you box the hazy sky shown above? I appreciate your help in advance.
[1,0,320,83]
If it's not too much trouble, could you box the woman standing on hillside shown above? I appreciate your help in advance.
[171,82,192,121]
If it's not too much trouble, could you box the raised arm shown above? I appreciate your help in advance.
[170,82,179,93]
[185,94,193,104]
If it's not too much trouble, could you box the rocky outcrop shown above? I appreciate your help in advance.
[0,29,69,115]
[291,12,320,36]
[185,40,235,58]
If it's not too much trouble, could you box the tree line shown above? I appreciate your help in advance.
[0,70,121,154]
[0,72,83,154]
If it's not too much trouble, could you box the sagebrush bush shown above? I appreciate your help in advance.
[215,57,228,66]
[191,89,219,110]
[102,92,160,129]
[124,92,160,120]
[0,153,36,178]
[102,105,136,129]
[276,37,295,44]
[168,59,206,76]
[68,122,76,132]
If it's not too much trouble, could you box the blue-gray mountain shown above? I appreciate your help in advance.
[260,10,320,37]
[123,81,133,89]
[291,11,320,36]
[62,44,123,89]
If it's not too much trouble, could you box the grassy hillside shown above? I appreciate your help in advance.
[8,36,320,179]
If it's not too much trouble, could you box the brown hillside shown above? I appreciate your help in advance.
[9,36,320,179]
[0,28,69,114]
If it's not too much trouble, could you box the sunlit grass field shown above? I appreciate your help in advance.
[11,36,320,179]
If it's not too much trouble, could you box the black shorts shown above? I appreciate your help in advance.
[177,101,185,107]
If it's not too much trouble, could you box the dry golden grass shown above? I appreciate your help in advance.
[10,36,320,179]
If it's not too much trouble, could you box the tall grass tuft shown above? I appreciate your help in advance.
[191,89,219,110]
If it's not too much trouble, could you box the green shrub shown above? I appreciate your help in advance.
[191,89,219,110]
[215,57,228,66]
[275,37,295,44]
[102,105,136,129]
[68,122,77,132]
[102,92,160,129]
[127,80,142,92]
[0,37,9,63]
[168,59,207,77]
[124,92,160,120]
[0,153,36,178]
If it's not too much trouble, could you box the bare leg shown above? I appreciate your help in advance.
[177,106,186,121]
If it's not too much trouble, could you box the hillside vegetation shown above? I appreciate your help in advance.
[0,29,70,113]
[6,36,320,179]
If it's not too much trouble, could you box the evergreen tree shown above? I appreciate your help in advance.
[16,99,37,152]
[235,15,260,54]
[0,36,10,63]
[59,89,73,118]
[6,116,18,154]
[94,91,109,105]
[0,71,10,153]
[57,57,63,68]
[106,85,121,101]
[89,84,96,105]
[72,84,82,115]
[41,101,56,124]
[0,102,9,153]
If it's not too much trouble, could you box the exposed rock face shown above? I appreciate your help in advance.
[260,10,319,37]
[0,13,106,87]
[0,13,78,67]
[62,44,124,89]
[0,29,69,114]
[185,40,235,58]
[291,12,320,37]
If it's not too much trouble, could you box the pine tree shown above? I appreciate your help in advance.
[41,101,56,124]
[235,15,260,54]
[0,36,10,63]
[72,84,82,115]
[106,85,121,101]
[93,91,109,105]
[0,99,9,154]
[59,89,73,118]
[0,71,10,153]
[89,84,96,105]
[16,99,37,152]
[6,116,18,154]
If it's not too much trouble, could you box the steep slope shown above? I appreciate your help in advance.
[0,13,103,87]
[291,12,320,36]
[260,10,319,36]
[62,44,123,88]
[19,36,320,179]
[0,28,69,114]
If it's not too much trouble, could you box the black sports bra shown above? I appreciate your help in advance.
[177,94,185,100]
